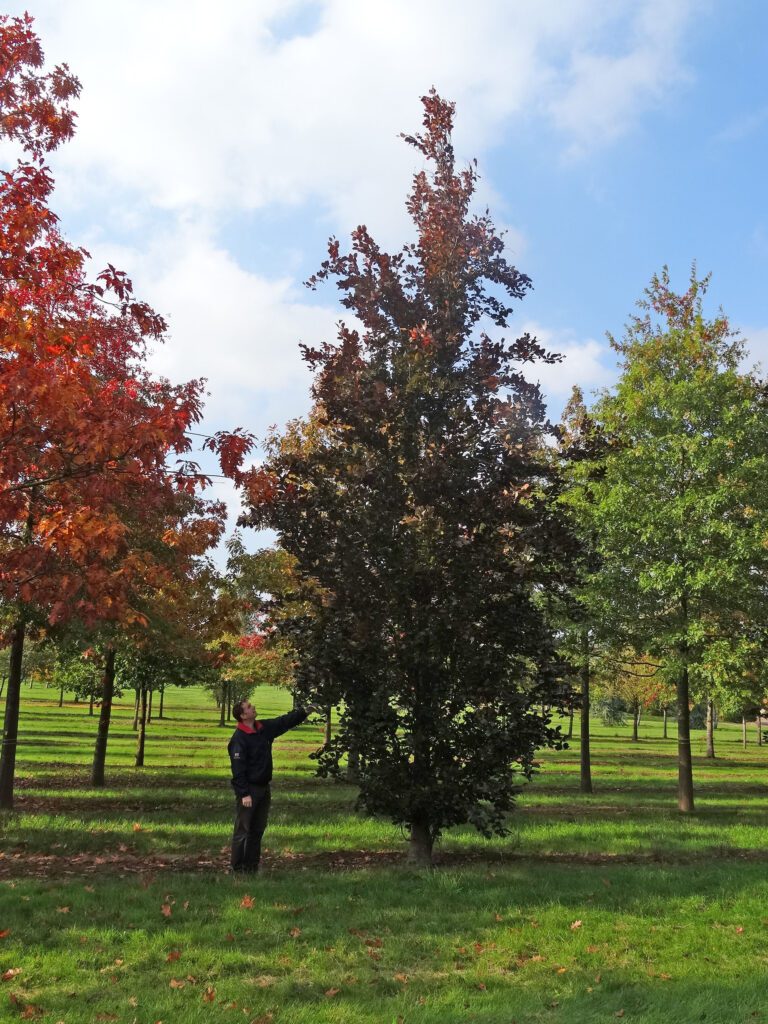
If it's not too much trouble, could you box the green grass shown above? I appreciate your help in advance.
[2,684,768,1022]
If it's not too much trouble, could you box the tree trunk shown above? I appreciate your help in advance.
[324,706,332,748]
[742,715,747,749]
[347,743,360,783]
[663,707,668,739]
[0,676,5,699]
[58,681,65,708]
[676,664,695,812]
[407,818,434,867]
[632,700,640,742]
[89,688,95,716]
[91,648,116,788]
[567,701,574,739]
[219,684,226,727]
[147,687,153,723]
[132,688,140,731]
[705,699,715,759]
[0,617,27,810]
[579,630,592,794]
[159,683,165,719]
[758,714,763,747]
[135,687,148,767]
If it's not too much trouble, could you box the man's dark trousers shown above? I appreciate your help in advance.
[231,784,271,872]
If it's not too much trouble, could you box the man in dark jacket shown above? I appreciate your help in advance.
[228,697,316,873]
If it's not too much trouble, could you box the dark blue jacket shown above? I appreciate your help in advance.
[228,709,308,796]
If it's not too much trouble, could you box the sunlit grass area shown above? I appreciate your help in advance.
[2,683,768,1022]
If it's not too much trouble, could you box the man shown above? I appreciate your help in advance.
[228,697,318,874]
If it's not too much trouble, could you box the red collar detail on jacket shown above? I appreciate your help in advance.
[236,721,263,734]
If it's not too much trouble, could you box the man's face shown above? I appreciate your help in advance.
[239,700,256,725]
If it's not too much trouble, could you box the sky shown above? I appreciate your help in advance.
[5,0,768,549]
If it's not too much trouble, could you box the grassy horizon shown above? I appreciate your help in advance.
[1,683,767,1022]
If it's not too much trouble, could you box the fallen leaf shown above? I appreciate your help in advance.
[169,978,185,989]
[56,906,70,914]
[478,982,487,990]
[616,1011,625,1019]
[166,951,181,962]
[364,937,383,948]
[2,968,21,982]
[0,929,10,939]
[161,904,172,918]
[20,1007,41,1021]
[324,988,340,998]
[225,933,235,942]
[183,901,190,911]
[659,972,672,981]
[240,895,255,910]
[570,920,583,931]
[393,972,408,983]
[736,926,745,934]
[84,886,95,893]
[602,878,612,888]
[289,927,302,938]
[556,966,568,974]
[128,997,138,1007]
[595,973,602,984]
[202,986,216,1002]
[186,975,197,984]
[494,913,503,922]
[132,822,143,832]
[586,945,600,953]
[94,1015,117,1023]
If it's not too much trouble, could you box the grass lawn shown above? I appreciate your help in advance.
[1,683,768,1023]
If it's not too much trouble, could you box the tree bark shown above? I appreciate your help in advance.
[58,681,65,707]
[91,648,116,788]
[147,687,153,723]
[347,743,360,783]
[579,629,592,794]
[324,705,332,748]
[567,701,574,739]
[159,683,165,719]
[407,818,434,867]
[758,714,763,747]
[663,707,668,739]
[705,699,715,759]
[135,686,148,767]
[89,688,95,716]
[0,617,27,810]
[631,700,640,742]
[676,663,694,812]
[742,714,747,749]
[132,688,140,731]
[219,684,226,727]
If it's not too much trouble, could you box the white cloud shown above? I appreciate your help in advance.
[518,321,618,417]
[9,0,696,236]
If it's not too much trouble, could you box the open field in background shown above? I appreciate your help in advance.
[2,684,768,1023]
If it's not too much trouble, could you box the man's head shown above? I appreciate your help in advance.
[233,699,256,725]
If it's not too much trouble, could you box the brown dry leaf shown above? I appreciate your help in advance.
[83,886,95,893]
[364,937,383,948]
[202,986,216,1003]
[128,997,138,1007]
[94,1015,117,1023]
[615,1011,625,1019]
[249,1014,274,1024]
[166,950,181,962]
[225,933,235,942]
[586,945,600,954]
[56,906,70,914]
[289,927,302,938]
[255,976,274,988]
[183,900,190,911]
[659,972,672,981]
[20,1006,41,1020]
[240,895,255,910]
[0,929,10,939]
[132,822,143,832]
[169,978,185,989]
[478,982,487,991]
[736,926,745,934]
[393,972,408,984]
[530,954,545,963]
[556,966,568,974]
[494,913,503,922]
[186,975,197,984]
[2,968,21,981]
[161,903,172,918]
[595,973,602,984]
[324,988,340,998]
[570,920,583,931]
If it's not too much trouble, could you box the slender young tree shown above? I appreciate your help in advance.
[237,92,576,865]
[586,268,768,812]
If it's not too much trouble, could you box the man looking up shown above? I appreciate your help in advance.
[228,697,318,874]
